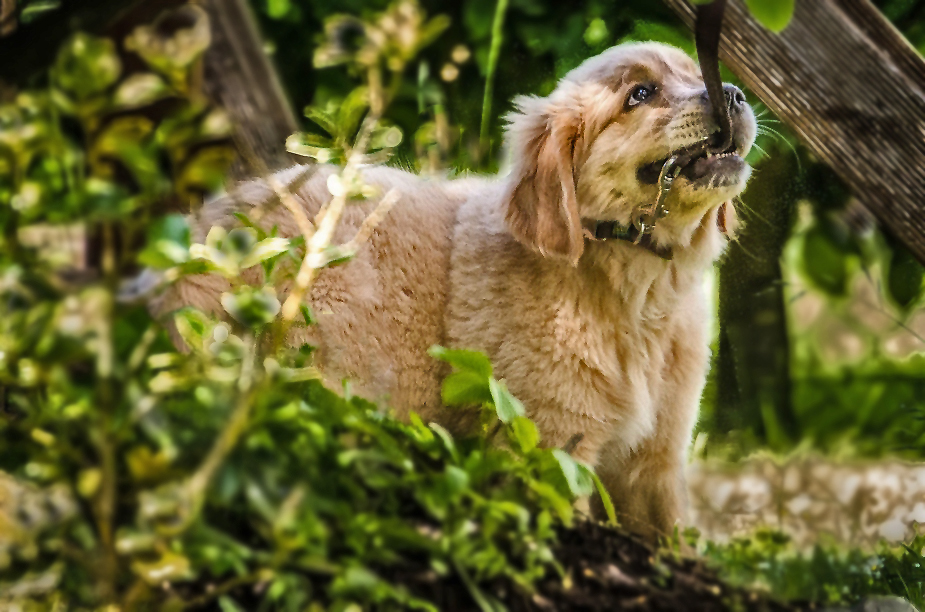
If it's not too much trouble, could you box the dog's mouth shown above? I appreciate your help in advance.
[637,141,745,186]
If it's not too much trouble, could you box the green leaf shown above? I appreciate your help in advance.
[240,237,290,268]
[177,145,236,196]
[801,224,849,296]
[369,125,403,150]
[338,86,370,139]
[744,0,795,33]
[429,422,460,463]
[488,378,525,423]
[300,304,317,326]
[551,450,594,498]
[173,308,211,351]
[589,470,617,526]
[138,214,191,267]
[583,18,609,47]
[218,597,245,612]
[428,346,493,378]
[305,244,356,268]
[221,287,281,328]
[887,246,924,311]
[528,480,573,524]
[453,560,508,612]
[441,371,492,406]
[304,106,339,138]
[113,73,170,108]
[53,33,122,100]
[267,0,291,19]
[508,416,538,454]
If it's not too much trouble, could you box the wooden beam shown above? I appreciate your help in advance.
[200,0,299,173]
[663,0,925,263]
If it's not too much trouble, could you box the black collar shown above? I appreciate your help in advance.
[582,220,673,260]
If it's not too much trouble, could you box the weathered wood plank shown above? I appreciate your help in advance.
[664,0,925,263]
[200,0,299,173]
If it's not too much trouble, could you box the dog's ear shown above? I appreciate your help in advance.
[504,95,584,265]
[717,201,740,238]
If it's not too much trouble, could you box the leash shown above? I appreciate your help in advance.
[696,0,733,152]
[589,0,732,255]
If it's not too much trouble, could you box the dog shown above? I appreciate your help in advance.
[151,42,757,539]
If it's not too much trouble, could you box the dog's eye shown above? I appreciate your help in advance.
[627,84,655,107]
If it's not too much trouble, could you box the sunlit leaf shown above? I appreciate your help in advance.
[53,33,122,100]
[551,450,594,498]
[744,0,796,33]
[428,346,493,378]
[488,378,525,424]
[240,237,291,269]
[441,371,492,406]
[508,416,539,454]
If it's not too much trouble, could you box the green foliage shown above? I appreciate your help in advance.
[429,347,617,525]
[697,529,925,609]
[0,7,617,609]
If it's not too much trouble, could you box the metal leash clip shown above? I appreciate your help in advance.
[634,155,681,242]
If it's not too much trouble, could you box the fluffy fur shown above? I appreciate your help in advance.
[151,42,757,539]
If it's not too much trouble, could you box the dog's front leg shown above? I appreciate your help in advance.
[592,334,707,541]
[593,425,691,541]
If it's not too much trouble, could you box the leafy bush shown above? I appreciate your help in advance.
[0,5,614,609]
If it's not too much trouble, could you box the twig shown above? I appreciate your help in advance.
[342,188,400,251]
[165,334,258,535]
[562,433,584,454]
[234,131,317,238]
[279,109,382,322]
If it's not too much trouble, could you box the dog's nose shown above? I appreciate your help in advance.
[724,84,747,110]
[701,84,747,113]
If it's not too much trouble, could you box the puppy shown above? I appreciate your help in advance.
[152,42,756,539]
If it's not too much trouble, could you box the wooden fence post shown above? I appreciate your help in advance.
[199,0,299,173]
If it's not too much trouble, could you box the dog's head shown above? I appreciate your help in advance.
[503,42,756,263]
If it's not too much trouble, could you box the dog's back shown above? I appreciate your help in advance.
[154,163,488,419]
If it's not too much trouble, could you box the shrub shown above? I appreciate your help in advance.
[0,5,611,609]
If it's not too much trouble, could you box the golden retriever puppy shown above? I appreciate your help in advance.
[151,42,756,539]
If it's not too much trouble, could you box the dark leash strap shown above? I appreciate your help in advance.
[584,0,731,257]
[696,0,733,153]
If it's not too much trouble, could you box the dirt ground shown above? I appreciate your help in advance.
[395,521,815,612]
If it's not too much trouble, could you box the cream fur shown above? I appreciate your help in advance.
[152,42,757,539]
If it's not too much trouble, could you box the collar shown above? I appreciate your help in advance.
[582,220,673,260]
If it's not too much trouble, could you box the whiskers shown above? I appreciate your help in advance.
[749,141,770,160]
[753,120,802,172]
[731,195,772,228]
